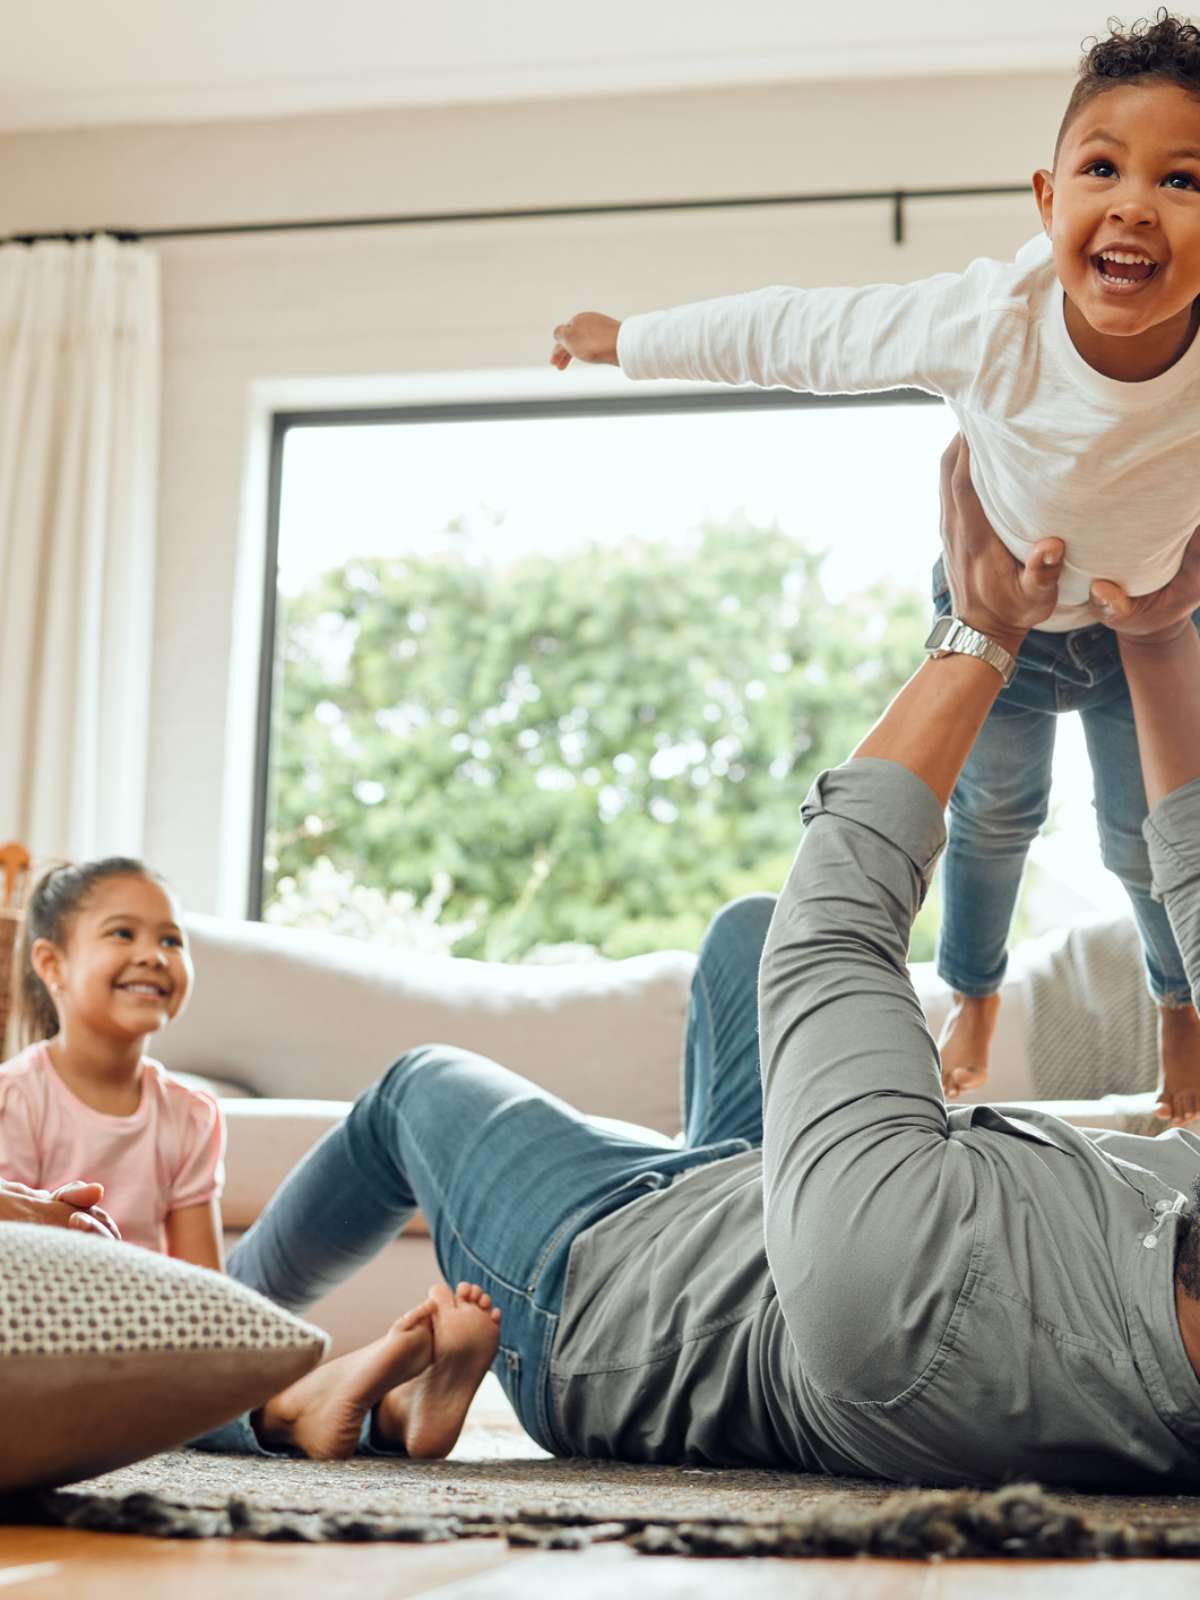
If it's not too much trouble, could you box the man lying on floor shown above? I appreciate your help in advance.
[190,436,1200,1489]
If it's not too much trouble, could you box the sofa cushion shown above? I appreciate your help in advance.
[220,1098,667,1233]
[0,1223,327,1490]
[221,1099,354,1231]
[171,1068,255,1100]
[160,914,696,1134]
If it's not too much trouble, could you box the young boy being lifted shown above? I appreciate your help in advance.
[552,11,1200,1124]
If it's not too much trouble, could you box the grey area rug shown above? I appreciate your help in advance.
[10,1447,1200,1559]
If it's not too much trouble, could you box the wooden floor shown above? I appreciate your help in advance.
[6,1381,1200,1597]
[5,1533,1200,1599]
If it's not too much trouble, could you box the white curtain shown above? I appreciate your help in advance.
[0,237,161,863]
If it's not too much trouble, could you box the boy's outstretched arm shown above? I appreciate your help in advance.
[550,262,993,396]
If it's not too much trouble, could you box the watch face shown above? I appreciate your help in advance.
[924,616,956,650]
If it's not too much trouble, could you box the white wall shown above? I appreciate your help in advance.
[0,70,1071,912]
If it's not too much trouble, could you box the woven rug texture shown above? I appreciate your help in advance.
[9,1443,1200,1559]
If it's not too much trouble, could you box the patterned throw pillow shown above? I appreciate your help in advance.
[0,1224,328,1490]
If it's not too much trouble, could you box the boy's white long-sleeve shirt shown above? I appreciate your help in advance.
[616,235,1200,630]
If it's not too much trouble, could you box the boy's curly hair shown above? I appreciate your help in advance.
[1056,10,1200,158]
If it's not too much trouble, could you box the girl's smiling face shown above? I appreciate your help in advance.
[33,874,193,1042]
[1034,82,1200,375]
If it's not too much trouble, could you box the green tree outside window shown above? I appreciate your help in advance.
[264,521,939,962]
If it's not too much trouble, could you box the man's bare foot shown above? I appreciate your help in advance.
[1155,1003,1200,1126]
[255,1306,434,1460]
[938,991,1001,1100]
[373,1281,501,1459]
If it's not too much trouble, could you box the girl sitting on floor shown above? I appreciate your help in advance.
[0,858,224,1267]
[0,856,505,1459]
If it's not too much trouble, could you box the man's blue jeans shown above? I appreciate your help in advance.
[932,563,1192,1005]
[209,895,774,1455]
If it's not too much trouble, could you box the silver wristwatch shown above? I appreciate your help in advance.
[923,615,1017,686]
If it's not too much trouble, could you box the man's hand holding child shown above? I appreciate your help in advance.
[939,437,1063,653]
[1090,526,1200,647]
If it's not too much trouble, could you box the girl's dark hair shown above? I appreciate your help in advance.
[15,858,161,1047]
[1057,11,1200,158]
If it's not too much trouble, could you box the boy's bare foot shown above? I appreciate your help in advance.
[373,1281,502,1459]
[1155,1003,1200,1126]
[255,1305,435,1460]
[938,991,1002,1100]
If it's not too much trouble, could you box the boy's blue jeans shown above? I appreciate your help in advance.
[932,560,1194,1006]
[202,895,773,1456]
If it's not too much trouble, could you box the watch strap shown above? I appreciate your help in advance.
[924,615,1017,686]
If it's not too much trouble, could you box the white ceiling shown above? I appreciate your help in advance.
[3,0,1096,132]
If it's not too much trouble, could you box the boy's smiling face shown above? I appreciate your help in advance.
[1035,81,1200,378]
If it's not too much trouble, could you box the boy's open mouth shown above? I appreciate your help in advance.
[1092,250,1159,288]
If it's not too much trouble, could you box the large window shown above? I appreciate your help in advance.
[253,392,1119,964]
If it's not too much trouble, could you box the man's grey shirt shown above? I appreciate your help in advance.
[549,759,1200,1489]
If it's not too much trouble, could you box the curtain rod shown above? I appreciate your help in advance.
[3,181,1029,250]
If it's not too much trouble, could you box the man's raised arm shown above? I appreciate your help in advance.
[756,438,1062,1403]
[1099,538,1200,1007]
[851,438,1062,797]
[1112,578,1200,811]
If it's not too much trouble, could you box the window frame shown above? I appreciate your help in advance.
[249,386,939,920]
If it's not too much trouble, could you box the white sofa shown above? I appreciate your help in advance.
[158,911,1164,1353]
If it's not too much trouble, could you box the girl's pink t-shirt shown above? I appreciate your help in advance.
[0,1042,225,1252]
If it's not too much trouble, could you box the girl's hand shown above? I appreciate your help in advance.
[52,1181,121,1239]
[551,313,621,369]
[1090,525,1200,647]
[0,1178,121,1240]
